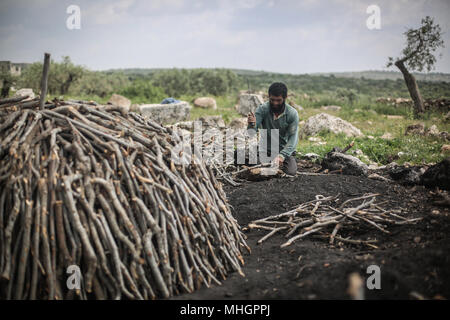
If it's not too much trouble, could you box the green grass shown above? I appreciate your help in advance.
[295,96,449,165]
[297,131,447,165]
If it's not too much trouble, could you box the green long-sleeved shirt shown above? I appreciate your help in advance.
[247,101,299,159]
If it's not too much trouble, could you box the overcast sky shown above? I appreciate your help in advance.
[0,0,449,74]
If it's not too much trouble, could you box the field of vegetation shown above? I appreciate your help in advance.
[2,56,449,166]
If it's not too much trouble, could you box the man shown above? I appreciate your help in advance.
[247,82,299,176]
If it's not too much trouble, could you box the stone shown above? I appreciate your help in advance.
[441,145,450,154]
[425,125,440,137]
[236,93,264,116]
[139,101,191,124]
[381,132,394,140]
[108,94,131,112]
[385,162,398,170]
[193,97,217,109]
[440,132,450,141]
[302,153,321,160]
[367,135,374,139]
[387,115,404,120]
[405,123,425,136]
[388,165,426,186]
[301,113,363,138]
[320,105,341,111]
[229,118,248,130]
[308,137,322,142]
[321,152,369,176]
[395,98,412,105]
[444,111,450,122]
[13,88,35,101]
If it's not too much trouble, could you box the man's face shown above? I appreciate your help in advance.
[269,95,285,111]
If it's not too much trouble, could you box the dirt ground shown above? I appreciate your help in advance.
[173,164,450,300]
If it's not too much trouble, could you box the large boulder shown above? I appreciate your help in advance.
[13,88,35,101]
[194,97,217,109]
[139,101,191,124]
[236,93,264,116]
[108,94,131,112]
[321,152,368,176]
[301,113,363,138]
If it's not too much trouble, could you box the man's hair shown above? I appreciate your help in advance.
[268,82,288,98]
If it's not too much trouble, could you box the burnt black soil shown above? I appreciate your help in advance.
[173,173,450,300]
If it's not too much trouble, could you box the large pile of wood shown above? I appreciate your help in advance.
[0,97,249,300]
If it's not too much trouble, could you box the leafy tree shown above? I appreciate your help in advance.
[336,88,358,105]
[387,16,444,118]
[119,80,166,103]
[18,56,85,95]
[70,70,130,98]
[0,70,18,98]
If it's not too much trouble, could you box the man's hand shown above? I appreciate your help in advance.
[247,111,256,126]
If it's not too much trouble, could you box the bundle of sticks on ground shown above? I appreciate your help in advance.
[246,193,422,248]
[0,98,249,300]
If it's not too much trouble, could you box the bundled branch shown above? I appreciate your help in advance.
[170,122,265,186]
[246,194,422,248]
[0,101,249,300]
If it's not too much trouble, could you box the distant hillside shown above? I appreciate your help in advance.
[313,70,450,82]
[104,68,450,83]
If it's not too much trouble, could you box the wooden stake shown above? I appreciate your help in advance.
[39,53,51,110]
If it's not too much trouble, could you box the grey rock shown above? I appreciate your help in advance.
[302,153,321,160]
[425,125,440,137]
[236,94,264,116]
[301,113,363,138]
[405,123,425,136]
[139,101,191,124]
[194,97,217,109]
[388,166,426,185]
